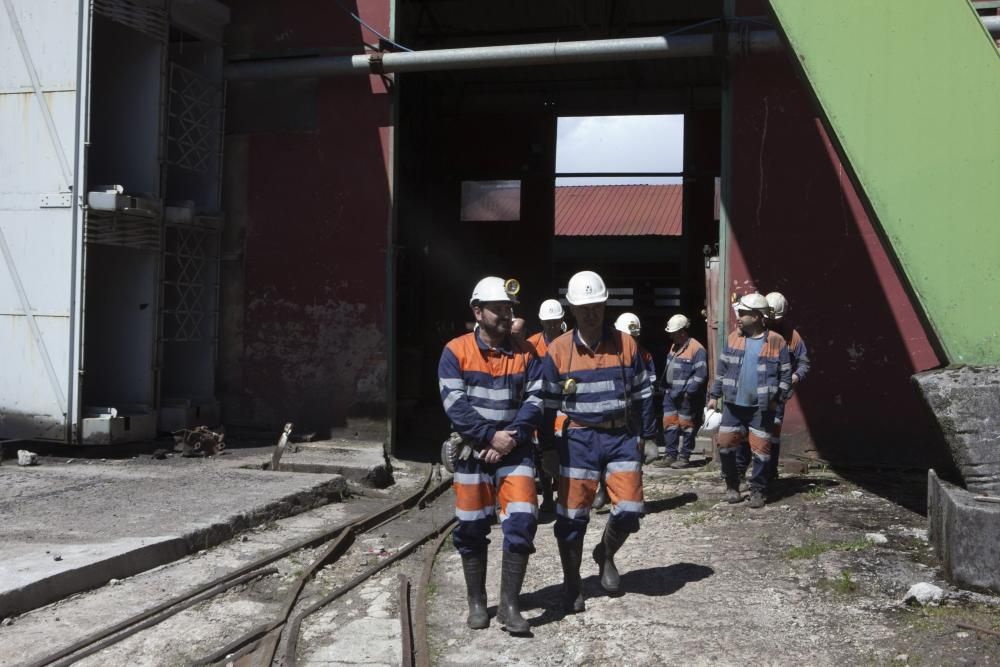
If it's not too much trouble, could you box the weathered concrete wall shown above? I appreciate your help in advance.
[727,49,947,467]
[220,0,392,431]
[928,469,1000,594]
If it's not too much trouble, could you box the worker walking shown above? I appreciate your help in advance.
[527,299,567,513]
[655,314,708,469]
[539,271,658,613]
[438,277,544,634]
[592,312,658,509]
[707,293,792,509]
[763,291,811,483]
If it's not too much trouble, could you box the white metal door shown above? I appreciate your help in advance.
[0,0,89,441]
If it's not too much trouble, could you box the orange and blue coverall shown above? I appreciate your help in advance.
[541,326,656,543]
[709,329,792,492]
[438,330,543,555]
[662,337,708,460]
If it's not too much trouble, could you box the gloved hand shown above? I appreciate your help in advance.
[642,438,658,465]
[541,449,560,478]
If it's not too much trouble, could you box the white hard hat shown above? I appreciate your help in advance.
[469,276,518,307]
[765,292,788,319]
[614,312,641,336]
[566,270,608,306]
[736,292,768,315]
[702,407,722,432]
[538,299,565,321]
[665,314,690,333]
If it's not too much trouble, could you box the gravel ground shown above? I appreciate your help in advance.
[428,463,1000,666]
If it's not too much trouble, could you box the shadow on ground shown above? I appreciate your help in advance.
[519,562,715,628]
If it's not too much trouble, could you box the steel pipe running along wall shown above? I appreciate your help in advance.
[225,30,782,81]
[225,14,1000,82]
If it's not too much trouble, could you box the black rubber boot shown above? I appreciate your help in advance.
[557,540,585,613]
[592,522,628,593]
[461,552,489,629]
[496,551,530,634]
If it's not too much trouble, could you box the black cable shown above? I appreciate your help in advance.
[333,0,412,52]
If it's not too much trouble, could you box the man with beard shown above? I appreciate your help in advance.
[438,276,544,634]
[539,270,658,613]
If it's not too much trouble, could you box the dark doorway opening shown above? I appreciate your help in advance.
[392,3,724,458]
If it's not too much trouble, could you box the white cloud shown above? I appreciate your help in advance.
[556,114,684,185]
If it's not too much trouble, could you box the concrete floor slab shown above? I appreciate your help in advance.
[0,459,347,617]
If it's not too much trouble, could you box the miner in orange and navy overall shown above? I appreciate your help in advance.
[539,270,658,613]
[438,276,543,634]
[527,299,568,514]
[656,313,708,469]
[707,292,793,509]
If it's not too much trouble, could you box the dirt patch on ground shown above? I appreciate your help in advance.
[427,464,1000,666]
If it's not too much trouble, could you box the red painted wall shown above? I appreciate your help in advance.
[224,0,392,430]
[726,51,948,467]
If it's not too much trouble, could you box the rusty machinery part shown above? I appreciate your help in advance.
[193,469,454,667]
[29,464,439,667]
[173,425,225,457]
[279,515,458,667]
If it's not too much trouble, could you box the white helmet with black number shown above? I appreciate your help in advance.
[614,312,641,336]
[469,276,518,307]
[765,292,788,320]
[565,270,608,306]
[538,299,565,321]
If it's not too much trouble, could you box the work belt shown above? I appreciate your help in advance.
[567,418,628,431]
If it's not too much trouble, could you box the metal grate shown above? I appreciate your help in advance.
[85,210,161,250]
[167,63,224,174]
[162,223,219,342]
[94,0,168,43]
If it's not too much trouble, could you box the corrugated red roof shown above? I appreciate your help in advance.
[554,184,683,237]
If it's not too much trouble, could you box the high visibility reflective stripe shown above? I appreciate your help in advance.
[632,371,648,387]
[565,398,626,414]
[456,507,494,521]
[749,427,770,439]
[693,361,706,368]
[439,378,465,390]
[526,379,543,392]
[543,380,564,393]
[556,503,591,519]
[722,378,736,386]
[454,472,492,485]
[611,500,644,514]
[466,386,517,401]
[502,501,537,517]
[573,379,617,393]
[606,460,641,474]
[720,354,740,363]
[497,464,534,479]
[443,391,463,411]
[719,425,743,433]
[781,363,791,372]
[560,466,601,480]
[524,395,543,407]
[472,406,517,421]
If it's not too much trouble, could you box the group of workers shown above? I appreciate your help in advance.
[437,269,809,634]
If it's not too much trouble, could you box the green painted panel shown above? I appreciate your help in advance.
[768,1,1000,364]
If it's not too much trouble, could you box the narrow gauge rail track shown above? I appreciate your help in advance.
[27,464,456,667]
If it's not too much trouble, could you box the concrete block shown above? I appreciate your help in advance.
[783,460,809,475]
[928,469,1000,593]
[914,366,1000,495]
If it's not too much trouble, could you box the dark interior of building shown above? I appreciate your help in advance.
[392,1,724,455]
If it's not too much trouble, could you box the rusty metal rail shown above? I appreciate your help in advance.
[193,468,453,666]
[27,464,438,667]
[413,523,455,667]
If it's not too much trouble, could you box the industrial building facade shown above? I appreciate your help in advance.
[3,0,997,470]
